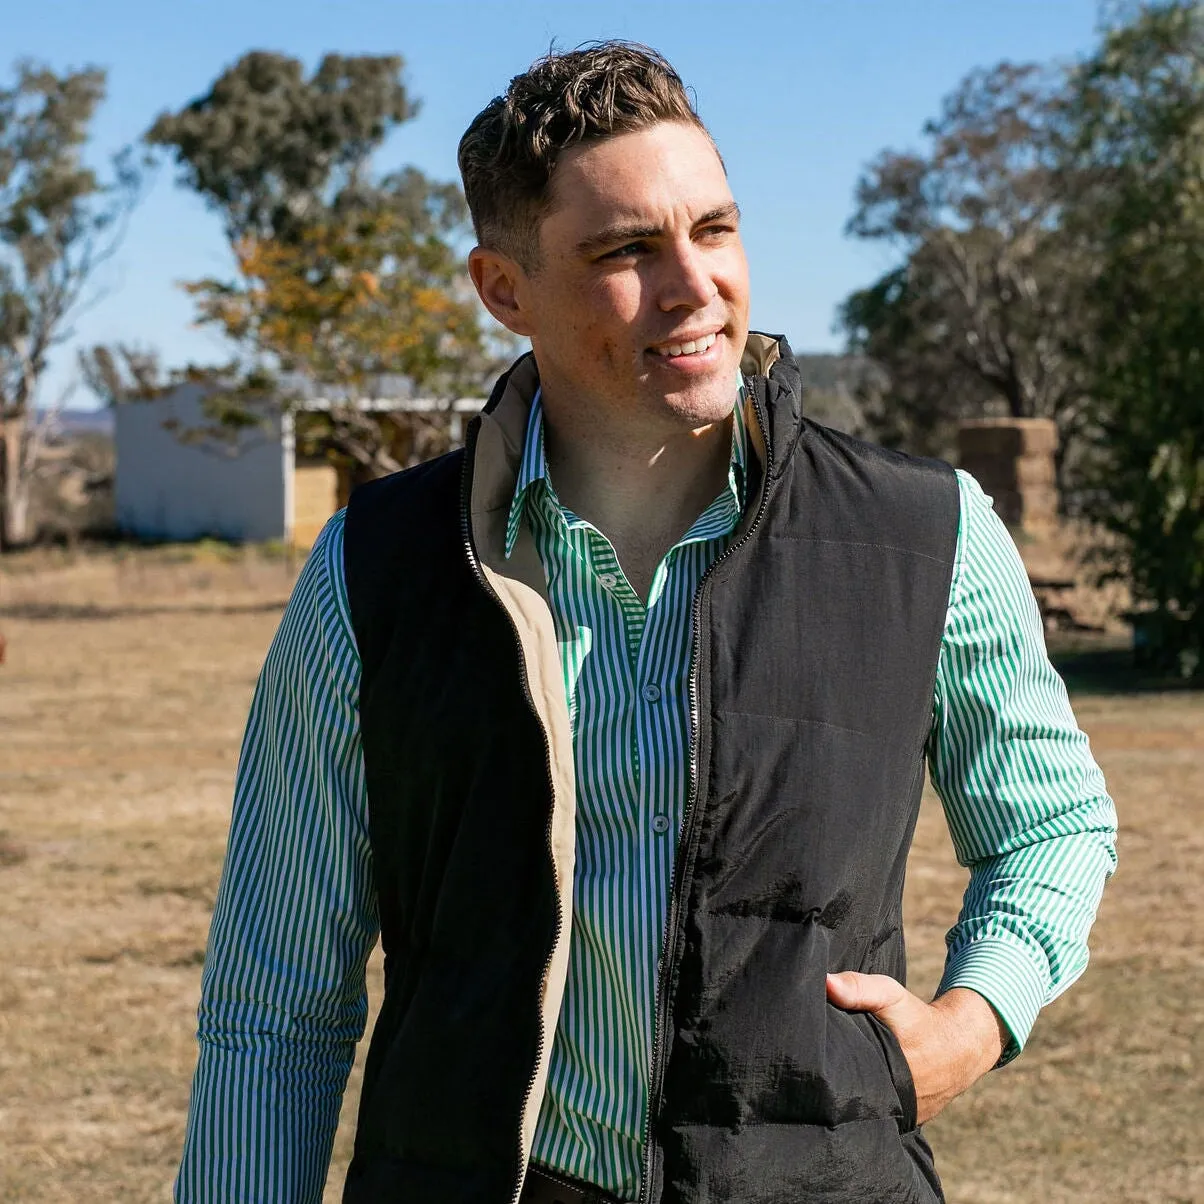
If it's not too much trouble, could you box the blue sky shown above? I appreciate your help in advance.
[9,0,1102,408]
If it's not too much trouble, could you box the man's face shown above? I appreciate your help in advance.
[510,121,750,436]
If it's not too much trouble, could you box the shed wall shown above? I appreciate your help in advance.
[114,385,289,542]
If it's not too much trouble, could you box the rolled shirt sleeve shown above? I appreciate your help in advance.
[175,511,377,1202]
[928,471,1118,1062]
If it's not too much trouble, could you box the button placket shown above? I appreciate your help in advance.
[588,535,647,664]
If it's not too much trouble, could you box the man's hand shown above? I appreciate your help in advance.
[826,973,1008,1125]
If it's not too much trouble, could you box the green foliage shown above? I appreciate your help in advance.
[145,52,416,245]
[78,343,175,404]
[146,51,503,475]
[1065,0,1204,675]
[839,2,1204,671]
[0,61,141,547]
[839,62,1093,467]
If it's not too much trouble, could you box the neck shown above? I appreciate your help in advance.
[540,397,734,562]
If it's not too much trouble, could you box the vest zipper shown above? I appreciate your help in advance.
[458,422,563,1204]
[637,379,777,1204]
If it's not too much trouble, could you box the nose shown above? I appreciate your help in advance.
[657,239,718,313]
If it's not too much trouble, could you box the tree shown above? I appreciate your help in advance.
[147,52,415,248]
[181,186,494,476]
[0,62,140,548]
[78,342,174,405]
[1063,0,1204,674]
[146,52,500,474]
[838,261,997,456]
[839,62,1095,477]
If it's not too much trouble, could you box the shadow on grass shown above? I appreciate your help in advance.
[1049,634,1204,696]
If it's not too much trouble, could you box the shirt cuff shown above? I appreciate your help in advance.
[937,937,1049,1066]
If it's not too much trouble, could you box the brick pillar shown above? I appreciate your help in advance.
[957,418,1059,535]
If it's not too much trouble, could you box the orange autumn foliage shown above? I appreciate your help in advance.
[184,210,488,402]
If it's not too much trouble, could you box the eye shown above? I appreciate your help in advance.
[601,241,646,259]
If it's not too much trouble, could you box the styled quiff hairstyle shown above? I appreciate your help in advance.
[458,41,713,269]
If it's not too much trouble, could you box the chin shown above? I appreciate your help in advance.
[657,381,740,430]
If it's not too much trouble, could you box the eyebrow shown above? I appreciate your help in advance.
[574,202,742,258]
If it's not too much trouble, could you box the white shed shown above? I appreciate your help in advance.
[115,384,482,546]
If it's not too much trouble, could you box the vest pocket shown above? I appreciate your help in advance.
[858,1010,919,1134]
[823,1001,918,1134]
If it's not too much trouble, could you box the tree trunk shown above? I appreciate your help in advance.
[0,418,34,550]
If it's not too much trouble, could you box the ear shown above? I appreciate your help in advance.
[469,246,536,338]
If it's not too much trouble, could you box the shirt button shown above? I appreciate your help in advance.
[641,683,662,703]
[651,815,671,835]
[597,572,618,589]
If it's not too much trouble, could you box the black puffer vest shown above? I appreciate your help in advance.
[342,336,960,1203]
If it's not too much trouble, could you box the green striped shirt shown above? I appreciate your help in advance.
[176,392,1117,1203]
[512,393,749,1190]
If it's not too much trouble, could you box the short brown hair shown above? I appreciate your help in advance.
[458,41,712,268]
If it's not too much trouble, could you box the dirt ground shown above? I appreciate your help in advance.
[0,545,1200,1203]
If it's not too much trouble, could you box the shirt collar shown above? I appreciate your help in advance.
[505,376,749,559]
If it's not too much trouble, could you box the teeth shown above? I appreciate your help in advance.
[658,332,717,357]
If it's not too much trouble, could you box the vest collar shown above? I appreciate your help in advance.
[472,331,802,564]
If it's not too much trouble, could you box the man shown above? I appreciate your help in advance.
[176,43,1116,1204]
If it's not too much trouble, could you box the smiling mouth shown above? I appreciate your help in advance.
[650,331,720,359]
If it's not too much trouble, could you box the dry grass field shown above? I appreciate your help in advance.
[1,544,1200,1203]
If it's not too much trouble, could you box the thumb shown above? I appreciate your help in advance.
[826,971,908,1014]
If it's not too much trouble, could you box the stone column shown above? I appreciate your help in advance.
[957,418,1059,535]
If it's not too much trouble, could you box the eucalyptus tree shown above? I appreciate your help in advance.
[0,62,139,547]
[147,52,501,476]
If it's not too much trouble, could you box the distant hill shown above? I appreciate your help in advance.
[794,352,872,395]
[793,352,874,435]
[55,409,115,438]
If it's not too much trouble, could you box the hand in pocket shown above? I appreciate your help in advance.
[826,972,1007,1124]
